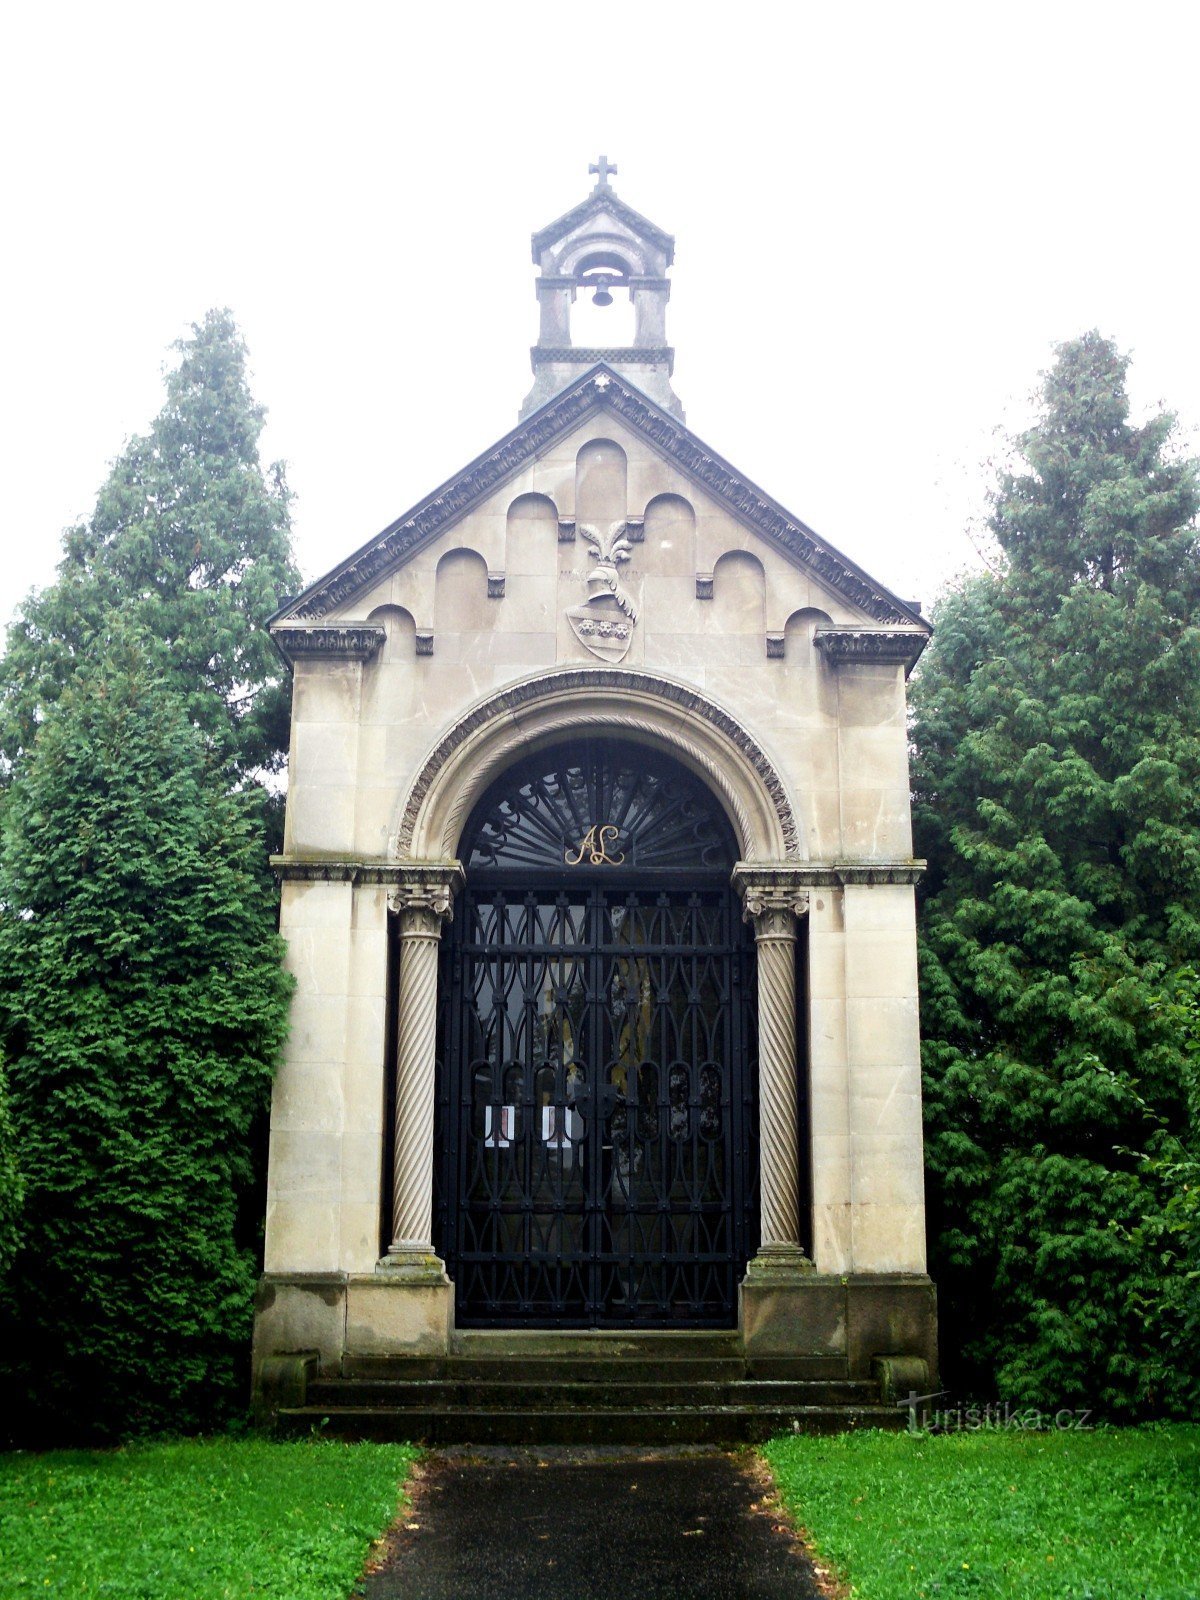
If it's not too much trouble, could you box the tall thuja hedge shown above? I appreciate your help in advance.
[0,624,292,1441]
[0,309,298,789]
[912,332,1200,1415]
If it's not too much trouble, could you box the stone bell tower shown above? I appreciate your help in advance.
[520,155,683,421]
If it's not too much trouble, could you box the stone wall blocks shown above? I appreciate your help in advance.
[341,1132,388,1204]
[267,1130,344,1197]
[338,1205,386,1275]
[849,1205,929,1276]
[263,1201,341,1275]
[269,1068,345,1136]
[845,996,921,1067]
[837,788,914,860]
[280,880,355,934]
[842,882,918,933]
[343,997,388,1077]
[285,789,359,858]
[285,929,353,997]
[849,1135,928,1204]
[282,995,350,1065]
[843,933,920,999]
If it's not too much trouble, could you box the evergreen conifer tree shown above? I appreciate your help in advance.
[0,620,292,1441]
[0,310,298,785]
[912,332,1200,1413]
[0,1051,21,1280]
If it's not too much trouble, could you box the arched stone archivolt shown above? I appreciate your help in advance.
[393,667,804,862]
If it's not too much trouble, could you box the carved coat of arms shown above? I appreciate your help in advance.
[567,520,637,662]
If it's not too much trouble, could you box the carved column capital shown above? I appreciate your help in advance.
[386,861,465,933]
[732,865,811,939]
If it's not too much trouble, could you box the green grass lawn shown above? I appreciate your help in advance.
[0,1436,416,1600]
[764,1425,1200,1600]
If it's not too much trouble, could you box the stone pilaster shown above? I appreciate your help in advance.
[733,866,814,1281]
[379,862,463,1284]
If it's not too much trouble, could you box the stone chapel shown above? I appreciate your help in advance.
[254,164,937,1430]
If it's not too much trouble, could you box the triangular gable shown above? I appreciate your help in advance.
[271,366,929,630]
[531,191,675,264]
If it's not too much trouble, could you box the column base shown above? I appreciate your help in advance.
[743,1244,816,1283]
[376,1246,451,1286]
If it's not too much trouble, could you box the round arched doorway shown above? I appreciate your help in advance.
[432,738,759,1328]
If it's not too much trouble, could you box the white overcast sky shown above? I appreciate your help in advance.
[3,1,1198,628]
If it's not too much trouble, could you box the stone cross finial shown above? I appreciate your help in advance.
[589,154,618,188]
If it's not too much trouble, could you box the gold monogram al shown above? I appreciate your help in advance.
[565,824,626,866]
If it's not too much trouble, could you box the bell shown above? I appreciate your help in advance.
[592,278,614,307]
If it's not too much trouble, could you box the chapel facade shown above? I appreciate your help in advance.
[254,165,937,1407]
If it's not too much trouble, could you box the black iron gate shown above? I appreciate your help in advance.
[432,741,758,1328]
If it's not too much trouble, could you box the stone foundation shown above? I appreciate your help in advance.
[251,1270,937,1397]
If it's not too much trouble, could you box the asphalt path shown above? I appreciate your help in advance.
[357,1446,825,1600]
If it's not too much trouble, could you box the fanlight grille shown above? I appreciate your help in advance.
[463,741,735,875]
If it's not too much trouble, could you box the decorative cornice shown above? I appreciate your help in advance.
[396,666,803,861]
[836,862,926,885]
[531,346,673,366]
[272,857,464,888]
[814,628,928,673]
[273,854,924,890]
[734,861,925,890]
[271,368,929,629]
[271,625,385,664]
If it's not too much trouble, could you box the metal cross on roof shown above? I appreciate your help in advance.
[589,155,618,189]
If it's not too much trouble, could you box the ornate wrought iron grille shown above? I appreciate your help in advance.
[465,740,732,874]
[434,742,758,1328]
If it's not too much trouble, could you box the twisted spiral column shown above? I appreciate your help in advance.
[382,866,461,1272]
[733,866,814,1276]
[752,904,803,1249]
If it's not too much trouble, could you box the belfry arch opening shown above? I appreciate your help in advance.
[419,738,783,1328]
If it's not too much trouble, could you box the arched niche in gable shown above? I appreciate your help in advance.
[434,549,490,637]
[505,493,558,577]
[366,603,417,661]
[576,438,628,529]
[784,607,838,721]
[643,493,696,571]
[711,550,765,634]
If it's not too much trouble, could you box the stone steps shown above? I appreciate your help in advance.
[275,1401,903,1446]
[340,1354,848,1384]
[268,1335,904,1443]
[307,1376,879,1409]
